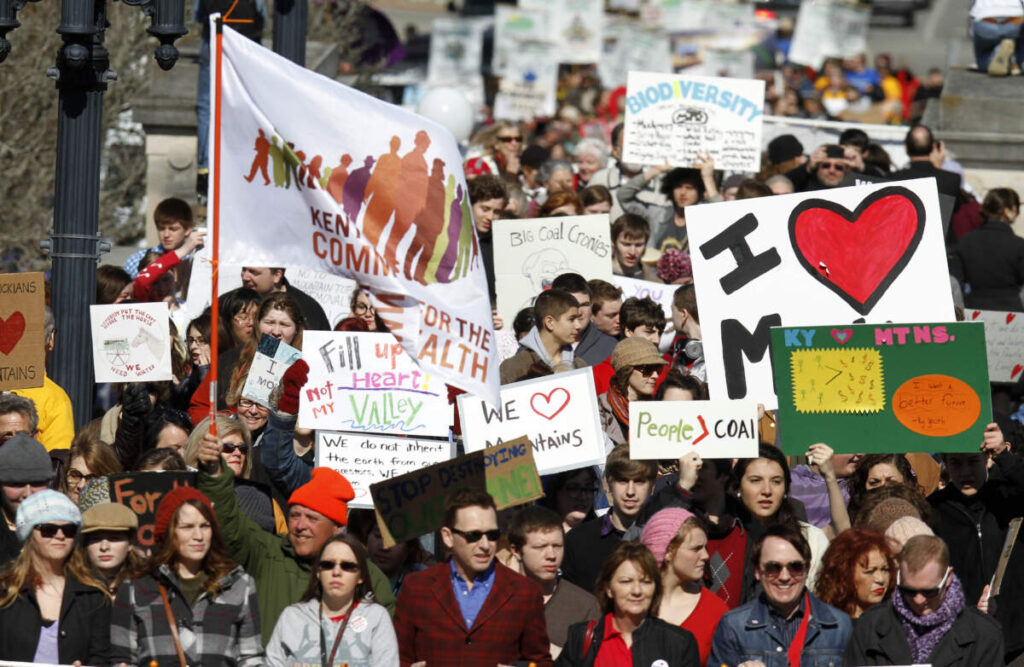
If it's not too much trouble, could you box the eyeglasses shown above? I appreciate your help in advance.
[761,560,806,578]
[636,365,662,377]
[319,559,360,573]
[237,398,267,412]
[451,528,501,543]
[497,136,523,143]
[562,484,597,497]
[353,303,374,314]
[185,337,207,346]
[222,443,249,455]
[66,469,99,485]
[897,567,950,599]
[233,312,255,324]
[36,523,78,539]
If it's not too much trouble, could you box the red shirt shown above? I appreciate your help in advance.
[595,613,632,667]
[681,588,729,666]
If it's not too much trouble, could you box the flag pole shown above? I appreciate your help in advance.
[208,16,224,447]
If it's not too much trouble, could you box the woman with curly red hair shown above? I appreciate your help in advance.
[814,528,896,619]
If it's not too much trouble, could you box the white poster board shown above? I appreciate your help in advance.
[498,42,560,119]
[553,0,603,63]
[611,276,677,324]
[316,431,455,509]
[622,71,765,172]
[241,335,301,407]
[642,0,754,31]
[492,214,614,329]
[968,309,1024,383]
[788,0,871,70]
[299,330,452,436]
[285,268,358,331]
[600,21,673,88]
[427,17,489,83]
[494,6,552,76]
[458,368,606,475]
[629,400,759,459]
[687,178,955,407]
[90,303,172,382]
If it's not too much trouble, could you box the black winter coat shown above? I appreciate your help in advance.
[555,615,700,667]
[0,573,111,664]
[953,220,1024,311]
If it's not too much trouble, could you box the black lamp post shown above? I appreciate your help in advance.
[273,0,306,65]
[0,0,187,430]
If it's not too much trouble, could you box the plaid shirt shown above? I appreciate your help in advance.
[111,564,263,666]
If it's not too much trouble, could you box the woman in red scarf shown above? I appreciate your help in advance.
[598,338,666,447]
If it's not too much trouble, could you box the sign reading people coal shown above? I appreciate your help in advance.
[629,400,759,459]
[622,71,765,172]
[0,272,45,391]
[687,179,954,408]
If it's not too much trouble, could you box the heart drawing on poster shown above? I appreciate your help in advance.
[831,328,853,345]
[789,187,925,316]
[0,312,26,355]
[530,388,570,420]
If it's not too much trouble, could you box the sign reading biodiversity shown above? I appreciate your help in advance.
[628,400,759,459]
[299,330,452,437]
[370,436,543,547]
[622,71,766,172]
[0,272,45,391]
[458,368,606,475]
[770,322,991,454]
[90,303,173,383]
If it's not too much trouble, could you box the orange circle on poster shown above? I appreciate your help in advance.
[892,374,981,437]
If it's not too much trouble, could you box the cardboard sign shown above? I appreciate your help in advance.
[299,330,452,437]
[492,214,613,329]
[788,0,871,70]
[316,431,454,509]
[371,436,543,547]
[770,322,991,454]
[0,272,45,391]
[108,472,196,547]
[991,517,1022,596]
[622,71,765,172]
[629,400,759,459]
[967,309,1024,383]
[241,334,301,407]
[90,303,173,383]
[458,368,606,475]
[687,179,955,408]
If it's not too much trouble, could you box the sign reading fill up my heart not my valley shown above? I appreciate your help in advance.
[687,179,955,408]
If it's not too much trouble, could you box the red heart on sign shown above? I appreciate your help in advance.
[0,312,26,355]
[831,328,853,345]
[1013,364,1023,380]
[789,187,925,315]
[971,311,981,320]
[1008,313,1017,325]
[530,388,570,420]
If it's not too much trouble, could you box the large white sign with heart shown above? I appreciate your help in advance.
[458,368,606,475]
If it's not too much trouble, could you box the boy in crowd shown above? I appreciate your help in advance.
[500,288,586,384]
[551,273,616,366]
[587,279,623,338]
[122,198,195,279]
[610,214,659,281]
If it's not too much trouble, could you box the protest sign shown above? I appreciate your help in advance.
[967,309,1024,383]
[687,179,955,408]
[458,368,606,475]
[214,23,499,405]
[629,400,759,459]
[89,303,172,383]
[0,272,45,391]
[494,5,551,76]
[622,71,766,172]
[316,431,454,509]
[492,214,613,328]
[600,21,673,88]
[427,17,489,83]
[108,472,196,547]
[494,78,556,122]
[770,321,991,454]
[496,331,520,362]
[284,268,358,330]
[299,330,452,436]
[552,0,603,63]
[788,0,871,70]
[612,276,677,325]
[498,41,559,119]
[371,436,543,547]
[241,334,301,407]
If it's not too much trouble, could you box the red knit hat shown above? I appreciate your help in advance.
[288,468,355,526]
[154,486,215,546]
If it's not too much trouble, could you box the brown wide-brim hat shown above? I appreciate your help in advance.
[81,502,138,534]
[610,337,668,372]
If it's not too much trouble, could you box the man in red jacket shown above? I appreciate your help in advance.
[394,488,552,667]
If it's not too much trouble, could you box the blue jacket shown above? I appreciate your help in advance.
[259,410,312,496]
[708,592,851,667]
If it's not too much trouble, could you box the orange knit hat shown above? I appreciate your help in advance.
[288,468,356,526]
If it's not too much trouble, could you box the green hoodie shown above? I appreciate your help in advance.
[198,462,395,643]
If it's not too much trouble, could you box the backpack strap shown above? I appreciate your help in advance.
[582,619,598,659]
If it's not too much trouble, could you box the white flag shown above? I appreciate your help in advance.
[212,21,499,405]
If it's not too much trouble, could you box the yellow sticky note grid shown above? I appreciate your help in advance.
[791,348,885,414]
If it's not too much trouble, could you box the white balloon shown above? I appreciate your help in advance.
[416,87,474,144]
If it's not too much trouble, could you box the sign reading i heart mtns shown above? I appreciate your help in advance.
[458,368,606,475]
[687,178,954,409]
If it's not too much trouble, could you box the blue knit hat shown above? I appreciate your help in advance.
[16,489,82,542]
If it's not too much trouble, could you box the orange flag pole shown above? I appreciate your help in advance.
[208,16,224,445]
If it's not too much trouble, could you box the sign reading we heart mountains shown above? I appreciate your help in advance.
[212,21,498,406]
[687,179,955,408]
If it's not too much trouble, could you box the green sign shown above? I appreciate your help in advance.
[770,322,991,454]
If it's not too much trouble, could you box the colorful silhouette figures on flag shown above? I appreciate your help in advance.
[242,128,479,287]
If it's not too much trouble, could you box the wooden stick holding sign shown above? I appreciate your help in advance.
[990,517,1022,597]
[370,436,543,548]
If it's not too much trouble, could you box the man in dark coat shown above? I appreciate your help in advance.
[890,124,962,201]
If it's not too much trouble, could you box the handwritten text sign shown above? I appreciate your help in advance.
[622,71,765,172]
[299,331,452,437]
[108,472,196,547]
[492,214,613,330]
[458,368,606,475]
[371,437,543,547]
[687,179,955,408]
[967,309,1024,383]
[242,334,301,407]
[317,431,454,509]
[629,400,759,459]
[788,0,871,70]
[0,272,45,391]
[770,322,991,454]
[90,303,173,383]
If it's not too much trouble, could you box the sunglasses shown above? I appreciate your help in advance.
[36,523,78,539]
[897,567,950,599]
[636,365,662,377]
[451,528,501,543]
[761,560,806,578]
[319,559,360,573]
[497,136,523,143]
[222,443,249,455]
[821,161,847,172]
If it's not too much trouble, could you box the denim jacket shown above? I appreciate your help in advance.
[708,592,852,667]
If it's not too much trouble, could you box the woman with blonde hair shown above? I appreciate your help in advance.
[464,120,525,182]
